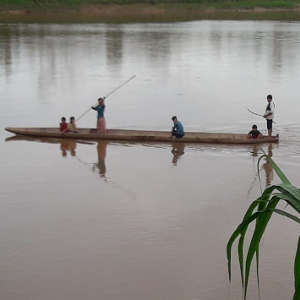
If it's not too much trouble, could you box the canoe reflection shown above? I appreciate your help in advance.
[171,143,185,166]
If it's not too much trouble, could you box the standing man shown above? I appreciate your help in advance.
[92,97,106,134]
[171,116,184,138]
[264,94,275,137]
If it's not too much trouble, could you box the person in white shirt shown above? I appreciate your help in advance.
[264,94,275,137]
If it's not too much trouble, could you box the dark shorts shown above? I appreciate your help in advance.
[172,132,184,138]
[267,119,273,130]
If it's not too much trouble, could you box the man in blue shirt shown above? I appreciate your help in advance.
[171,116,184,138]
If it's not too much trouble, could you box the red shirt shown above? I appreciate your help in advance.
[60,122,68,132]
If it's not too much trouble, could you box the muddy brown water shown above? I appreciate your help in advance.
[1,21,300,300]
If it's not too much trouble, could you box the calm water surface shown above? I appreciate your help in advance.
[1,21,300,300]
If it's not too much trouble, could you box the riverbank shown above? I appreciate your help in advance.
[1,3,300,22]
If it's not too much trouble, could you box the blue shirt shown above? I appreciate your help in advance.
[174,121,184,135]
[93,105,105,119]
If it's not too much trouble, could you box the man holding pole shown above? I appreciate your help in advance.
[92,97,106,134]
[264,94,275,137]
[76,75,136,129]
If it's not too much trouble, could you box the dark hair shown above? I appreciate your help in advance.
[172,116,177,121]
[70,116,75,121]
[266,94,273,110]
[98,97,104,101]
[61,117,66,121]
[252,124,257,129]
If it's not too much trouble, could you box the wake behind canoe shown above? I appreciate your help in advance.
[5,127,279,144]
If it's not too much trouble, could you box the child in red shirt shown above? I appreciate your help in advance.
[60,117,68,133]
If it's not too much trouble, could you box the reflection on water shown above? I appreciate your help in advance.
[60,139,77,157]
[250,144,260,157]
[249,143,275,188]
[105,25,124,71]
[93,141,108,178]
[263,143,274,187]
[171,142,185,166]
[2,22,300,138]
[3,135,299,300]
[2,22,300,84]
[6,136,277,188]
[2,20,300,300]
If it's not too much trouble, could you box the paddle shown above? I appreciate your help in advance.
[247,108,276,124]
[77,75,136,122]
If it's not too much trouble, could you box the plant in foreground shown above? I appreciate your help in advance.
[227,152,300,300]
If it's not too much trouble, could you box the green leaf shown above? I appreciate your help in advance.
[228,154,300,299]
[227,208,266,282]
[272,209,300,224]
[293,237,300,300]
[276,185,300,213]
[244,196,280,299]
[261,151,290,185]
[237,200,261,286]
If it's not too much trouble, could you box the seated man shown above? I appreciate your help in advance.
[171,116,184,138]
[248,124,262,139]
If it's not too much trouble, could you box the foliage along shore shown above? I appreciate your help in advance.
[1,1,300,22]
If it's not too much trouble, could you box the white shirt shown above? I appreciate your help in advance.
[264,102,275,120]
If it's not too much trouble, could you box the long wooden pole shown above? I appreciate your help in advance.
[247,108,276,124]
[77,75,136,121]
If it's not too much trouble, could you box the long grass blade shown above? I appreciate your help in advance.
[273,192,300,214]
[252,186,277,291]
[277,186,300,213]
[258,185,277,210]
[263,153,290,185]
[244,197,280,299]
[255,248,260,289]
[227,209,266,282]
[227,187,276,284]
[272,209,300,224]
[237,201,261,286]
[257,154,267,193]
[228,154,300,299]
[293,237,300,300]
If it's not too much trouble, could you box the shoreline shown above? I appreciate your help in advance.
[1,4,300,22]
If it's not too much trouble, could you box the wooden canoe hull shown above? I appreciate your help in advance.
[5,127,279,144]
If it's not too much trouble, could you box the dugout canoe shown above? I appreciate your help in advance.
[5,127,279,144]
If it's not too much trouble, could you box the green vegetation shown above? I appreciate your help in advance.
[1,0,300,22]
[227,152,300,299]
[0,0,300,9]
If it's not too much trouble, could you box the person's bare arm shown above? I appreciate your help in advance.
[264,112,272,118]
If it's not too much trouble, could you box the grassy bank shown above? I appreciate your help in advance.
[1,0,300,22]
[1,0,300,9]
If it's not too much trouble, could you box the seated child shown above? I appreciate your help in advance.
[60,117,68,133]
[67,116,77,132]
[248,124,262,139]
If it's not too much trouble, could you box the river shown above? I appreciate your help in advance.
[1,21,300,300]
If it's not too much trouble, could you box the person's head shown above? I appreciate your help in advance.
[61,117,66,123]
[267,94,272,103]
[70,116,75,123]
[252,124,258,131]
[98,97,104,105]
[172,116,177,123]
